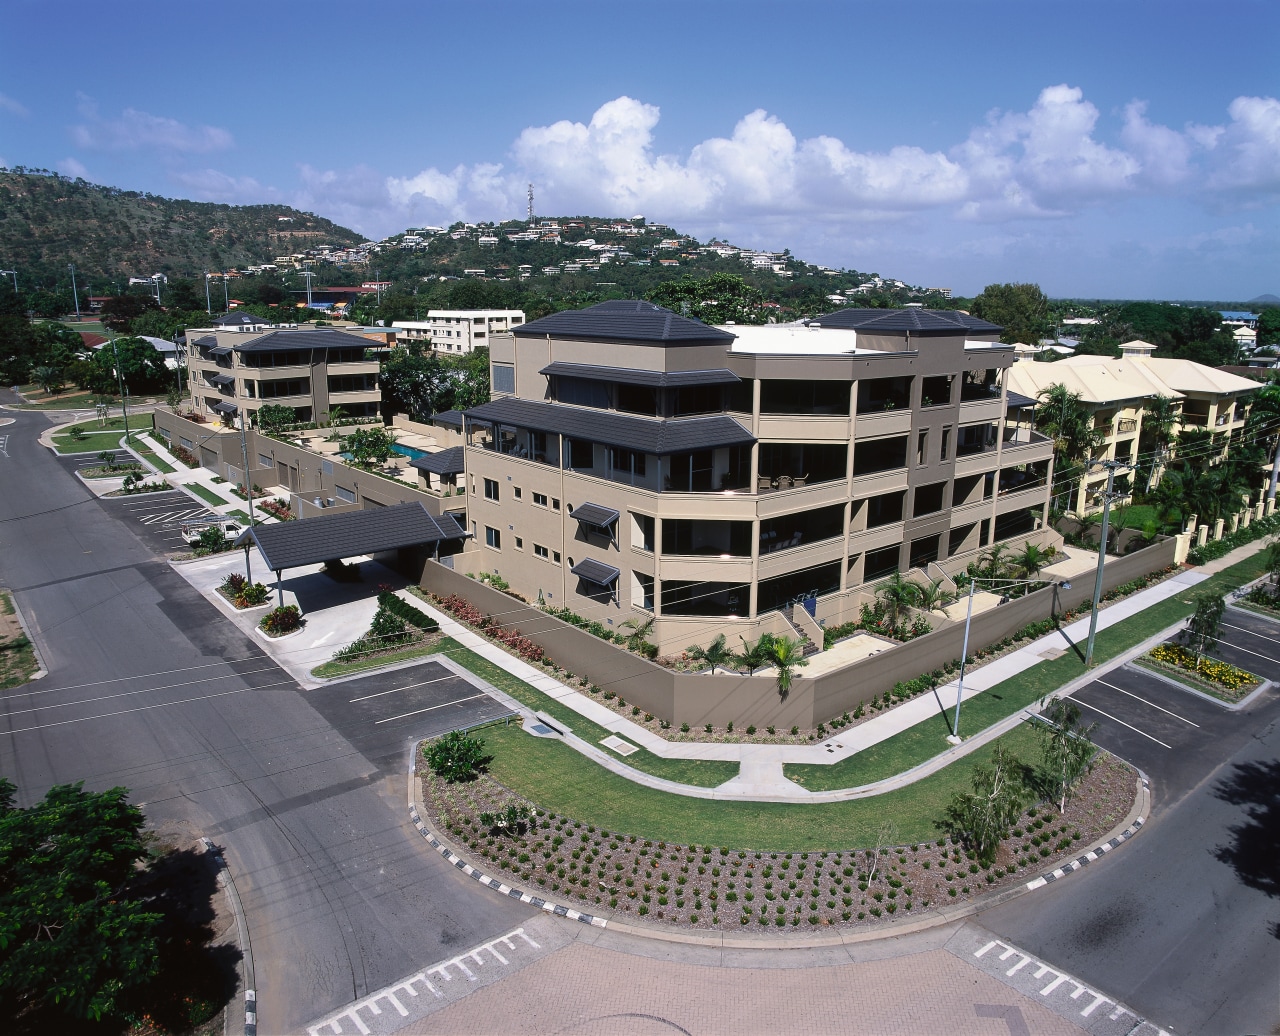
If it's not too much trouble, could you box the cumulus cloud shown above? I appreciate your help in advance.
[170,168,280,203]
[71,94,233,153]
[56,157,90,179]
[0,93,29,117]
[1205,95,1280,200]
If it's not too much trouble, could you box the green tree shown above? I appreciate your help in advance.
[914,579,953,613]
[734,633,777,675]
[1015,542,1046,578]
[1036,383,1104,507]
[876,571,920,625]
[619,614,656,657]
[451,348,492,411]
[1035,696,1097,813]
[687,633,734,674]
[1257,308,1280,348]
[422,730,489,782]
[647,273,766,325]
[770,635,809,699]
[0,780,161,1022]
[342,425,396,467]
[942,743,1028,867]
[978,542,1014,580]
[1184,591,1225,665]
[32,364,63,395]
[379,350,452,420]
[89,336,172,395]
[101,294,161,333]
[255,402,297,434]
[972,283,1050,345]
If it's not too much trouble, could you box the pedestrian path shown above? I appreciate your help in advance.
[409,537,1267,801]
[130,431,279,520]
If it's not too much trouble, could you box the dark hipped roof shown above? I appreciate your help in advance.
[569,502,620,528]
[464,397,754,453]
[540,361,740,388]
[513,300,735,344]
[192,334,218,347]
[432,410,464,428]
[410,446,464,475]
[234,329,374,353]
[810,309,1003,334]
[569,557,620,586]
[213,312,266,326]
[234,501,464,572]
[1006,390,1038,409]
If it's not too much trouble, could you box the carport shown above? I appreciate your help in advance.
[234,501,467,606]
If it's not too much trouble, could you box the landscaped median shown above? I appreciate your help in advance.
[1133,645,1261,704]
[415,719,1138,932]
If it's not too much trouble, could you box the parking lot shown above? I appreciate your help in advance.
[97,488,220,553]
[1070,601,1280,804]
[302,658,517,773]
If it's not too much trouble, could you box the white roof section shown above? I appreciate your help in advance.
[1008,352,1262,406]
[720,323,867,355]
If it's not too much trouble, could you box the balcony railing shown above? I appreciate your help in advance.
[1117,418,1138,433]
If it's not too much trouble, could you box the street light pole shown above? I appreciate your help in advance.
[204,270,212,314]
[222,274,229,311]
[238,409,257,583]
[1084,460,1130,668]
[68,264,81,321]
[107,332,131,441]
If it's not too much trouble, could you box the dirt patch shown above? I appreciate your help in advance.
[419,752,1137,933]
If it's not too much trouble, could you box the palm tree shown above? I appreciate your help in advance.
[1037,383,1105,505]
[876,572,920,626]
[914,579,953,614]
[620,614,655,654]
[978,543,1013,580]
[1175,427,1213,471]
[770,635,809,700]
[1016,542,1047,578]
[735,633,777,675]
[687,633,734,674]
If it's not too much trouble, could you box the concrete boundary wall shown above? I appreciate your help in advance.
[421,534,1177,729]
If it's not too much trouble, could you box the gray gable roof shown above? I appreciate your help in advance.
[213,312,266,326]
[234,328,374,353]
[811,309,1002,334]
[432,410,465,429]
[513,300,735,344]
[464,397,754,454]
[234,501,464,571]
[410,446,464,475]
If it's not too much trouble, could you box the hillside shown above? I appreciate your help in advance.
[0,169,365,287]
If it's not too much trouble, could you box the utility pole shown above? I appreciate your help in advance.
[238,409,256,584]
[1084,459,1133,667]
[1269,435,1280,504]
[300,269,314,309]
[204,270,212,314]
[68,264,80,321]
[108,332,131,441]
[222,274,229,311]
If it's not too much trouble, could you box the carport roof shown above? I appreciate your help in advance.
[233,501,465,572]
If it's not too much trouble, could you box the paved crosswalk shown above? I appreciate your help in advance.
[133,504,217,526]
[302,920,568,1036]
[949,924,1173,1035]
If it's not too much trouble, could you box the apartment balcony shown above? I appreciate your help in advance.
[853,410,912,438]
[999,437,1054,466]
[851,522,906,553]
[758,415,852,441]
[327,389,380,405]
[657,555,754,583]
[327,361,381,375]
[755,479,848,518]
[849,466,910,496]
[958,398,1003,424]
[950,497,993,524]
[954,449,1000,477]
[757,537,844,580]
[1181,413,1210,427]
[1117,418,1138,433]
[995,484,1048,513]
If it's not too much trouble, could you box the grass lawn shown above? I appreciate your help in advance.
[228,509,251,523]
[440,644,740,788]
[1112,504,1158,529]
[0,590,39,691]
[51,416,134,454]
[184,483,227,508]
[127,435,175,474]
[479,719,1044,849]
[312,637,454,679]
[786,550,1270,791]
[15,392,106,411]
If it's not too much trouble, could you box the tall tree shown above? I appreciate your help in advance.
[1036,383,1104,508]
[972,283,1051,345]
[647,273,766,325]
[1035,696,1097,814]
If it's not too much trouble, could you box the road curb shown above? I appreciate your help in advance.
[405,755,1151,952]
[201,838,257,1036]
[3,586,48,681]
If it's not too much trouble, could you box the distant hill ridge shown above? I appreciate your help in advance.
[0,169,365,285]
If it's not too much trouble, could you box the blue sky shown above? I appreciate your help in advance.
[2,0,1277,300]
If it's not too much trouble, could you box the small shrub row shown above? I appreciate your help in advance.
[435,594,545,662]
[259,498,296,521]
[1188,512,1280,564]
[259,604,302,635]
[1148,643,1257,690]
[376,589,439,633]
[543,604,622,644]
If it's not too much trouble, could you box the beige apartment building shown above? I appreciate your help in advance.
[1008,340,1260,513]
[457,302,1054,654]
[185,326,385,426]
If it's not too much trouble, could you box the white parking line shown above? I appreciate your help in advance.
[1097,678,1200,727]
[1220,619,1280,645]
[1074,697,1172,748]
[349,674,454,703]
[1206,636,1280,666]
[375,692,488,724]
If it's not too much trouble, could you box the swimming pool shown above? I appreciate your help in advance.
[390,443,427,461]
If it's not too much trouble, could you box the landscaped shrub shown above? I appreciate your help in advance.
[423,730,489,782]
[259,604,302,635]
[220,572,247,597]
[377,590,439,633]
[1147,643,1257,690]
[259,498,296,521]
[433,594,544,662]
[1188,512,1280,564]
[235,582,270,608]
[171,444,197,467]
[369,607,411,645]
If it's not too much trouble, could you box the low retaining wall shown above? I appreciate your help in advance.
[421,533,1178,729]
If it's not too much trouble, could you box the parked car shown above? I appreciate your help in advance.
[180,518,243,545]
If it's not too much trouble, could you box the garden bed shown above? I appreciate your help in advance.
[79,463,143,479]
[1132,645,1261,704]
[311,634,450,679]
[418,739,1136,932]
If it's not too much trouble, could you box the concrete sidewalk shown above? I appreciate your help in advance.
[131,431,284,521]
[407,538,1267,800]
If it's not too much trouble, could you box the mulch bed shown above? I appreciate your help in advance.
[418,751,1137,932]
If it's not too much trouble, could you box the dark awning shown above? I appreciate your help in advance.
[1006,391,1037,409]
[233,501,465,572]
[540,361,740,388]
[209,344,233,357]
[432,410,464,429]
[570,502,620,529]
[212,401,238,415]
[209,373,235,387]
[410,446,464,475]
[569,558,620,586]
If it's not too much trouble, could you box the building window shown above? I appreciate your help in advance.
[492,363,515,395]
[917,430,928,466]
[552,497,560,510]
[534,544,549,559]
[533,491,548,507]
[513,486,522,499]
[258,454,272,469]
[485,526,501,549]
[514,536,523,550]
[335,486,356,503]
[553,550,561,563]
[608,446,646,483]
[632,513,655,552]
[864,544,900,582]
[484,478,499,501]
[940,427,951,462]
[633,572,654,611]
[913,481,947,517]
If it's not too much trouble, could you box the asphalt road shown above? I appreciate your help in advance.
[980,614,1280,1035]
[0,402,533,1033]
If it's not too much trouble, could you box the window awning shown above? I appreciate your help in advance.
[212,401,238,415]
[569,558,620,586]
[209,373,235,387]
[569,502,620,530]
[209,344,233,357]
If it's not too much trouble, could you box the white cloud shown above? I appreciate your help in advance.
[170,168,279,203]
[0,93,28,117]
[1205,95,1280,200]
[56,157,90,179]
[71,95,233,154]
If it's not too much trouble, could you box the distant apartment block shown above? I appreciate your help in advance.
[425,310,525,353]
